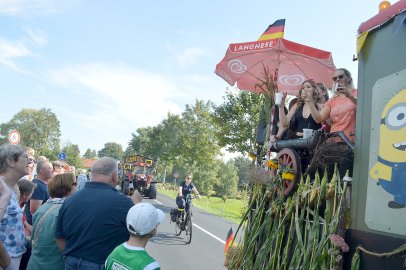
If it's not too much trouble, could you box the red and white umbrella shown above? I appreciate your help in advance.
[215,38,336,95]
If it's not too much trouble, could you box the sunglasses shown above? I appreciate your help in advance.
[332,74,344,82]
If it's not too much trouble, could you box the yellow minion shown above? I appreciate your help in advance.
[369,90,406,208]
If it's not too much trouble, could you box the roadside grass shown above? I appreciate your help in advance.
[157,184,246,224]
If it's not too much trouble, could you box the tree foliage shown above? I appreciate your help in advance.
[173,100,220,195]
[233,156,252,189]
[216,160,238,200]
[126,100,220,196]
[98,142,124,160]
[83,148,97,159]
[212,90,262,155]
[0,108,61,159]
[62,141,83,168]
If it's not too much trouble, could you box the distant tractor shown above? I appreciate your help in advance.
[120,155,157,199]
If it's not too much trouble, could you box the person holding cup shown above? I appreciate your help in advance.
[278,79,322,139]
[277,80,323,173]
[305,68,357,179]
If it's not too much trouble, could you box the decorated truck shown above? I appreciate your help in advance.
[225,2,406,270]
[120,155,157,199]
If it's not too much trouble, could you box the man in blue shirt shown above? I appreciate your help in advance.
[55,157,142,269]
[24,160,53,225]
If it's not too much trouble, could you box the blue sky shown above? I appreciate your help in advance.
[0,0,383,155]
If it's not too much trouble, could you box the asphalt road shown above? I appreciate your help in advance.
[144,193,238,270]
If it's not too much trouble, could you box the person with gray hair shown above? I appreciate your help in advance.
[0,143,32,270]
[55,157,142,270]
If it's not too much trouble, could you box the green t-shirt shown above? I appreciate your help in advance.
[105,243,160,270]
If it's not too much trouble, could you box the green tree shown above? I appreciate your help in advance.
[216,160,239,213]
[233,156,252,189]
[62,141,83,168]
[175,100,221,196]
[0,108,61,159]
[127,114,183,160]
[83,148,97,159]
[125,100,221,195]
[98,142,124,160]
[212,90,262,155]
[127,127,153,156]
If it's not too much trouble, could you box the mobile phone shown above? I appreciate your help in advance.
[333,83,338,92]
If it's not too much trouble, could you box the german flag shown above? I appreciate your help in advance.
[258,19,285,41]
[224,227,235,254]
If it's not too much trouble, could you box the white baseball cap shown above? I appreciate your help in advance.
[126,203,165,236]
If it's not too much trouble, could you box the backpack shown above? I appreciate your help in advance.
[170,208,177,222]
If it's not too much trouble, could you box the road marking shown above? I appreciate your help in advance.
[193,223,225,244]
[154,199,162,205]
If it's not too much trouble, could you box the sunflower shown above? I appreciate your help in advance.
[281,172,295,181]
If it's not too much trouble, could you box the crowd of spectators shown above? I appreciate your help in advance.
[0,145,163,270]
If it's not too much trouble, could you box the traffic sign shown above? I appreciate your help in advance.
[58,152,67,161]
[8,130,20,145]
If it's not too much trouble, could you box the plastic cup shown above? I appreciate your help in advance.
[275,93,283,105]
[303,128,314,139]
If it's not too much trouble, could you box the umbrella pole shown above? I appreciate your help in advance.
[274,68,279,93]
[254,65,278,163]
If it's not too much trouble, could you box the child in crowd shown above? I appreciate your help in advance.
[105,203,165,270]
[17,180,36,236]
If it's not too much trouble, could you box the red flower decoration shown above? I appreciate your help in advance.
[329,234,349,252]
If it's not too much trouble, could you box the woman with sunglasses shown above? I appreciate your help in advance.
[176,174,201,211]
[27,173,77,270]
[305,68,357,179]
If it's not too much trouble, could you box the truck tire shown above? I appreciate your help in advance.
[149,184,157,199]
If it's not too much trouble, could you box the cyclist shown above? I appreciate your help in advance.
[176,174,201,212]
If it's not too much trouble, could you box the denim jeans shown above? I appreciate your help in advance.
[64,256,105,270]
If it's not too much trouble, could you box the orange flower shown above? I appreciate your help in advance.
[267,160,278,170]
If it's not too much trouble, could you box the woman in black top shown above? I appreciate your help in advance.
[278,79,322,138]
[277,80,322,174]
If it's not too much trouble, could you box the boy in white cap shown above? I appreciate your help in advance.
[105,203,165,270]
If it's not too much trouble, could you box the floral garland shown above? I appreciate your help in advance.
[266,158,295,181]
[267,159,278,170]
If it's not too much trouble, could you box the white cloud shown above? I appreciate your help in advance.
[0,0,76,16]
[0,38,31,72]
[167,44,211,68]
[24,28,47,47]
[46,63,184,150]
[0,28,46,72]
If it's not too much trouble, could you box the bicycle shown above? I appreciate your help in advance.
[173,194,195,244]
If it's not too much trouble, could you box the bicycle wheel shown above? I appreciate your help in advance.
[185,212,192,244]
[174,218,182,236]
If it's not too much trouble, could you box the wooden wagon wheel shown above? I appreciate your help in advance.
[276,148,302,196]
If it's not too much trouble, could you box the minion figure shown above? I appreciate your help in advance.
[370,90,406,208]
